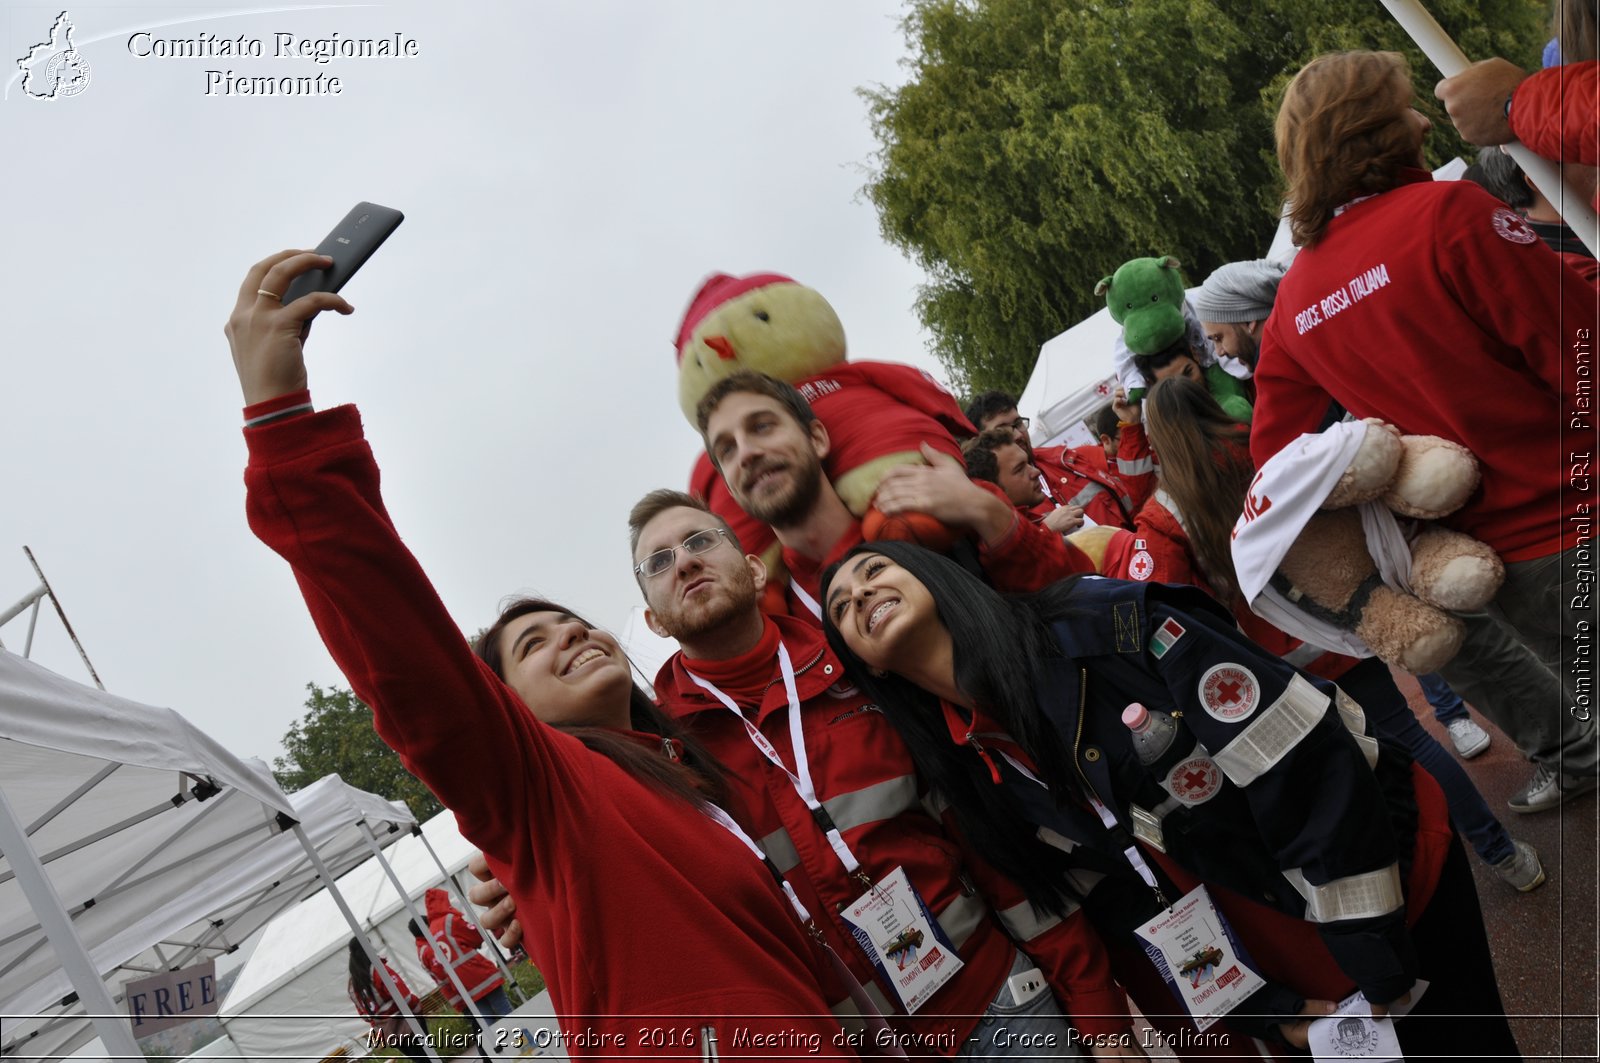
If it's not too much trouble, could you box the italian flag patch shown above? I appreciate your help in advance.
[1150,617,1186,658]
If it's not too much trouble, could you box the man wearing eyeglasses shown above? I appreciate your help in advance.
[963,391,1150,532]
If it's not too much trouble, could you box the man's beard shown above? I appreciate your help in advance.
[742,460,825,529]
[655,563,757,643]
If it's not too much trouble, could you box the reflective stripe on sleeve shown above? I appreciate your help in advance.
[1212,674,1329,786]
[1069,482,1111,508]
[1117,455,1155,476]
[823,774,919,833]
[996,896,1071,941]
[937,891,990,949]
[1281,864,1405,923]
[759,827,802,874]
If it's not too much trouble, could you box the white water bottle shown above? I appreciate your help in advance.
[1122,702,1179,765]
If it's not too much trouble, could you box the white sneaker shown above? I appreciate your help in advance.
[1492,840,1545,892]
[1445,716,1491,759]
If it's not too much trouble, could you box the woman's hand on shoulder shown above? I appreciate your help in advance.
[224,250,354,405]
[466,850,524,951]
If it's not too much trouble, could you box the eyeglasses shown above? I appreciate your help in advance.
[635,528,734,578]
[1002,416,1030,433]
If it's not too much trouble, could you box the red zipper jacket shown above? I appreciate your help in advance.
[655,615,1129,1048]
[1251,169,1591,561]
[1030,426,1155,530]
[246,401,856,1060]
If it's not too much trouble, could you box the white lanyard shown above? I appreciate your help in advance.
[1085,792,1164,897]
[686,642,863,874]
[995,740,1165,897]
[701,803,815,924]
[789,578,823,620]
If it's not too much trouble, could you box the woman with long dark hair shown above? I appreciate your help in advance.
[820,540,1519,1060]
[227,250,859,1059]
[1127,377,1540,890]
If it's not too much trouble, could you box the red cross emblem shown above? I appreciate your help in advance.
[1200,665,1258,721]
[1491,207,1538,245]
[1165,755,1221,804]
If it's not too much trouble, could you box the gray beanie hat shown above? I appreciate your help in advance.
[1192,258,1288,324]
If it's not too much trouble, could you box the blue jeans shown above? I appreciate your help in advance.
[1416,672,1469,725]
[1341,658,1515,865]
[958,951,1087,1059]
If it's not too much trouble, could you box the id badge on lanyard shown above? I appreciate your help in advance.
[687,641,964,1012]
[1083,794,1264,1029]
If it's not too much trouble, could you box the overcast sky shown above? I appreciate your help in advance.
[0,0,984,765]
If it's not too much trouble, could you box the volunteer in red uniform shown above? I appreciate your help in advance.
[227,249,860,1060]
[412,889,512,1023]
[1253,50,1597,811]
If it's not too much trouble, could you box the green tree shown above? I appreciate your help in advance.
[273,682,443,820]
[862,0,1547,396]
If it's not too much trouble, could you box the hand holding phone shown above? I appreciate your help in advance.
[281,201,404,306]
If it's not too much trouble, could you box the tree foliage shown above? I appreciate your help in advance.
[862,0,1548,396]
[274,682,443,821]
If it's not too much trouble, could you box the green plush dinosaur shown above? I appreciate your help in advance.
[1095,255,1253,423]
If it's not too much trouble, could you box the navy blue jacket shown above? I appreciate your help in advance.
[998,577,1420,1007]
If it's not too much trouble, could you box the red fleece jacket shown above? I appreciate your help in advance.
[1251,169,1592,561]
[245,401,855,1060]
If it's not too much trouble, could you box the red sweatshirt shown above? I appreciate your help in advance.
[416,888,504,1008]
[1251,169,1592,561]
[245,402,855,1060]
[1511,61,1598,167]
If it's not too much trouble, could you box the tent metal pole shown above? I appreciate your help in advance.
[290,823,441,1062]
[416,827,519,988]
[356,821,492,1036]
[0,782,143,1059]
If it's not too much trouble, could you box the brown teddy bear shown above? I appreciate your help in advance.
[1233,419,1503,674]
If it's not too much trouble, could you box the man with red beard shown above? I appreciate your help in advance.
[696,371,1091,624]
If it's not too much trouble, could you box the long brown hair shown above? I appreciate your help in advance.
[1560,0,1598,63]
[1276,51,1419,247]
[475,597,728,807]
[1142,378,1254,603]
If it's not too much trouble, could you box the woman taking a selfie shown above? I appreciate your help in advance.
[226,249,859,1060]
[819,540,1518,1059]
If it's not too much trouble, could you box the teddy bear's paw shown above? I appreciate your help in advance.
[1384,436,1481,518]
[1355,585,1466,674]
[1409,528,1505,611]
[1325,420,1402,508]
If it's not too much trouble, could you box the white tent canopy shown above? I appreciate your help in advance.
[0,649,298,1058]
[218,808,484,1062]
[4,772,416,1061]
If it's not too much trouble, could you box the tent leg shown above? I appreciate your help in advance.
[0,783,143,1059]
[290,823,442,1062]
[357,822,493,1039]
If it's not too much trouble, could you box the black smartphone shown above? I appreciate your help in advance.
[282,202,405,305]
